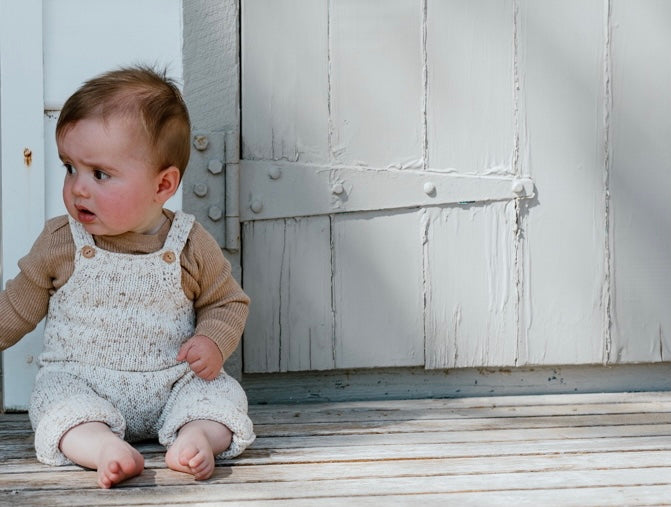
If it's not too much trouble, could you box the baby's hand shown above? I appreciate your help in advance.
[177,335,223,380]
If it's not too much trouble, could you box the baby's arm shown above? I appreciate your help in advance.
[177,335,223,380]
[0,219,67,350]
[180,221,250,378]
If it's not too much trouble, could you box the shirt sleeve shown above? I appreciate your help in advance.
[180,221,250,362]
[0,218,72,351]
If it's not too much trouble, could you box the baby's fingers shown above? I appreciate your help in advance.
[193,365,216,380]
[176,341,192,361]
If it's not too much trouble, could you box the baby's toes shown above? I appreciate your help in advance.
[178,443,200,468]
[192,456,214,480]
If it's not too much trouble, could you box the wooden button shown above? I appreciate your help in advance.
[162,251,176,263]
[81,246,95,259]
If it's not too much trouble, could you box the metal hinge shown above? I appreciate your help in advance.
[184,131,240,252]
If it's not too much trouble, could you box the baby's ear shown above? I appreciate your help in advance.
[156,166,181,203]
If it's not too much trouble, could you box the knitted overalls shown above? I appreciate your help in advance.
[29,211,255,466]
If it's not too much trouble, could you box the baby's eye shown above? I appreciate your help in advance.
[63,163,75,175]
[93,169,110,181]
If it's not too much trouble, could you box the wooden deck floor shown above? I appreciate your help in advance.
[2,391,671,505]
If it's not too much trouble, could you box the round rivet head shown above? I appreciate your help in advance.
[208,159,223,175]
[193,135,209,151]
[511,180,525,196]
[81,245,96,259]
[250,199,264,214]
[424,182,436,195]
[193,183,208,197]
[268,166,282,180]
[331,183,345,195]
[162,251,176,263]
[208,205,223,221]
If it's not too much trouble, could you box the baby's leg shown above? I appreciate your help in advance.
[60,422,144,489]
[165,420,232,480]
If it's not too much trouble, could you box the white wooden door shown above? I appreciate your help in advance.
[240,1,671,374]
[0,0,183,410]
[240,0,534,373]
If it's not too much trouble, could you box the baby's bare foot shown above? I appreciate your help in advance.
[97,439,145,489]
[166,440,214,480]
[60,422,145,489]
[165,420,232,481]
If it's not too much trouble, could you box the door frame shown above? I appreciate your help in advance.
[0,0,47,411]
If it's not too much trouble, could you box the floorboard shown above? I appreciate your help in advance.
[2,391,671,506]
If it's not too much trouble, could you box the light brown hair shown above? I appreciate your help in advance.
[56,65,191,178]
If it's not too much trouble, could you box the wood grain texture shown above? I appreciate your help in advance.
[241,0,329,162]
[243,218,333,372]
[609,0,671,362]
[330,0,423,167]
[426,0,515,174]
[4,392,671,505]
[332,211,424,368]
[517,0,607,365]
[424,202,518,368]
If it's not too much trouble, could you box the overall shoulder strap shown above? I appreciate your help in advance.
[163,211,196,255]
[67,215,94,249]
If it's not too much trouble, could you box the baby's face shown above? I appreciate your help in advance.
[57,115,166,236]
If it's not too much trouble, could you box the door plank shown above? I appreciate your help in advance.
[241,0,329,162]
[518,0,607,365]
[330,0,423,167]
[609,0,671,362]
[424,202,518,368]
[242,220,284,372]
[427,0,515,174]
[243,218,333,372]
[279,218,334,371]
[332,211,424,368]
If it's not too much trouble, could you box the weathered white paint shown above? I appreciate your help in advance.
[243,217,333,373]
[0,0,46,410]
[229,1,671,379]
[426,0,514,174]
[244,364,671,404]
[241,0,329,163]
[424,202,518,369]
[517,0,608,365]
[609,0,671,362]
[333,211,425,368]
[330,0,423,167]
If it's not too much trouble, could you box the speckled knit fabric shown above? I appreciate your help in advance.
[29,211,255,466]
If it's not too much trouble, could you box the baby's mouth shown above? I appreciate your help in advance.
[76,206,96,223]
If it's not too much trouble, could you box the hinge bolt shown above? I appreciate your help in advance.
[208,205,223,221]
[331,183,345,195]
[193,135,209,151]
[423,182,436,195]
[511,180,525,196]
[250,199,264,214]
[193,183,208,197]
[208,159,223,174]
[268,166,282,180]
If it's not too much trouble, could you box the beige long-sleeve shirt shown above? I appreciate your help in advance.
[0,210,249,361]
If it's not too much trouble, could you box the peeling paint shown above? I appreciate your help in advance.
[602,0,613,364]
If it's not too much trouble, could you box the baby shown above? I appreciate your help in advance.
[0,66,254,488]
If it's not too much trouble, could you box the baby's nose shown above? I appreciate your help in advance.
[71,175,90,197]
